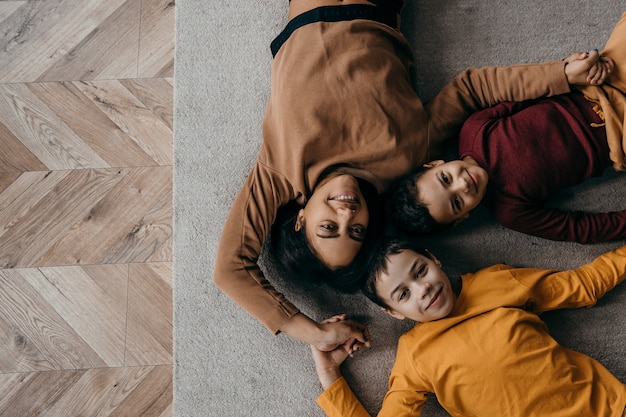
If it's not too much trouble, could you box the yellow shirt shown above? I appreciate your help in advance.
[318,245,626,417]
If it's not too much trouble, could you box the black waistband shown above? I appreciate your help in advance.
[270,4,399,57]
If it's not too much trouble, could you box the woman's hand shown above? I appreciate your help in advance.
[311,315,367,389]
[316,313,371,353]
[279,312,371,353]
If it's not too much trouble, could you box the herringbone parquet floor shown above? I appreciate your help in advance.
[0,1,174,415]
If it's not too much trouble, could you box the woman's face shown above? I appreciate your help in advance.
[296,174,369,269]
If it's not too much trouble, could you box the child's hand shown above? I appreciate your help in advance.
[588,55,614,85]
[564,49,614,86]
[315,313,371,353]
[311,315,369,389]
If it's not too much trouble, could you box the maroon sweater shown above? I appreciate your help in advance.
[459,92,626,243]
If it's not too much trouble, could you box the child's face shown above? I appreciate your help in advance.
[416,158,488,225]
[376,249,457,322]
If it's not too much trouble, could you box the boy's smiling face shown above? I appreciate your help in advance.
[416,157,488,226]
[377,249,457,322]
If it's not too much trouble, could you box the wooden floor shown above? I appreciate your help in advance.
[0,1,174,416]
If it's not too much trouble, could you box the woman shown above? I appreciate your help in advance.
[213,0,603,352]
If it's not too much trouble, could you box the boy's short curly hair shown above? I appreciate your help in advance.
[387,167,452,236]
[361,237,431,309]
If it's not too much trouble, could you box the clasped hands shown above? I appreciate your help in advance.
[564,49,614,86]
[311,314,371,389]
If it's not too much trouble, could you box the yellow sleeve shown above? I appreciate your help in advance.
[316,378,372,417]
[511,244,626,312]
[317,338,429,417]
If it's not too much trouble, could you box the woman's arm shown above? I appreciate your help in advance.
[214,163,300,334]
[282,313,371,352]
[214,165,371,350]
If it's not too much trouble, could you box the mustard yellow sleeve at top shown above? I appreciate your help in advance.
[576,11,626,171]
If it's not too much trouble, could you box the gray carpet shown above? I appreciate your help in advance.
[174,1,626,416]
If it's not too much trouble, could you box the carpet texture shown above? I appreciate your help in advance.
[174,1,626,416]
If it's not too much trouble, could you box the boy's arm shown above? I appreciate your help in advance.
[513,244,626,312]
[311,316,372,417]
[494,201,626,244]
[313,324,427,417]
[425,51,605,158]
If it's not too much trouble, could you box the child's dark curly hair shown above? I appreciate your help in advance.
[361,237,431,308]
[387,167,452,236]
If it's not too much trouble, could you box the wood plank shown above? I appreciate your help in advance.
[0,83,109,170]
[0,121,47,172]
[0,269,107,372]
[0,168,126,268]
[28,81,158,167]
[120,78,174,131]
[0,0,132,83]
[103,188,173,264]
[0,0,79,81]
[0,171,71,239]
[41,367,164,417]
[0,3,25,23]
[107,365,173,417]
[25,265,129,366]
[37,166,172,265]
[74,80,173,165]
[0,370,84,416]
[0,366,172,417]
[37,0,141,81]
[138,0,175,78]
[0,172,22,194]
[125,262,173,366]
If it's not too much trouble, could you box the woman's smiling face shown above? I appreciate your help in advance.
[376,249,457,322]
[296,174,369,269]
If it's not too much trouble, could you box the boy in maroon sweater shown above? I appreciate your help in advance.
[389,13,626,243]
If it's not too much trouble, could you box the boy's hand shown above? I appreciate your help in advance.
[564,49,614,86]
[315,313,371,353]
[311,315,369,389]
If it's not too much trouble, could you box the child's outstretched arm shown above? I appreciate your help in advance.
[311,315,374,417]
[515,244,626,312]
[564,49,615,85]
[310,315,363,389]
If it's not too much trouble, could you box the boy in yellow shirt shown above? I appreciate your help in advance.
[311,238,626,417]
